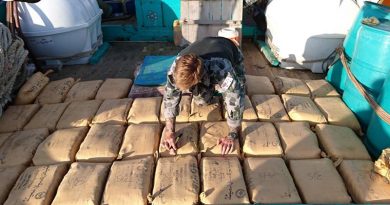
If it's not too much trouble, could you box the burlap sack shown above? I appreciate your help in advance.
[315,124,370,160]
[241,122,283,157]
[92,98,133,125]
[76,124,126,162]
[200,157,250,204]
[199,122,240,157]
[282,94,327,125]
[159,123,198,157]
[128,97,162,124]
[305,79,340,98]
[95,78,133,100]
[275,122,321,159]
[251,95,290,122]
[56,100,102,129]
[102,157,154,205]
[289,158,351,204]
[65,80,103,102]
[160,95,191,123]
[189,97,223,122]
[15,71,50,105]
[0,165,26,204]
[0,132,12,147]
[33,127,89,165]
[118,124,161,159]
[375,148,390,182]
[274,76,310,96]
[51,162,110,205]
[243,158,301,204]
[152,156,199,205]
[245,75,275,96]
[339,160,390,203]
[4,164,68,205]
[224,95,257,121]
[314,97,361,132]
[36,77,75,104]
[0,128,49,166]
[24,103,69,132]
[0,104,40,133]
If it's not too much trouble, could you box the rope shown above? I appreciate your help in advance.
[0,23,29,116]
[322,47,338,73]
[337,47,390,125]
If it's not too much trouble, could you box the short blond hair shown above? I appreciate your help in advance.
[173,54,203,90]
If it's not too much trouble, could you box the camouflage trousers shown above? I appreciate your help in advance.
[192,81,245,128]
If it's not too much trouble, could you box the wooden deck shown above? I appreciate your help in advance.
[49,40,325,81]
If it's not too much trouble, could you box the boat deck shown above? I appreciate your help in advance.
[49,40,325,81]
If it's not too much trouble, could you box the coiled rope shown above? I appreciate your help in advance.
[0,23,28,116]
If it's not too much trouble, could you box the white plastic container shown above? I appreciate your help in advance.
[18,0,103,65]
[265,0,372,73]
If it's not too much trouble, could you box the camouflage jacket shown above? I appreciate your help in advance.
[163,53,246,129]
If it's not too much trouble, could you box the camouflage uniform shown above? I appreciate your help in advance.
[163,51,246,129]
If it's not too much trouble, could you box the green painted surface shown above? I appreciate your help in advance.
[257,40,280,66]
[138,0,163,27]
[0,2,6,24]
[136,0,179,28]
[102,24,173,41]
[103,24,262,42]
[89,42,111,64]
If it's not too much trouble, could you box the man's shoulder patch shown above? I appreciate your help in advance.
[218,72,235,92]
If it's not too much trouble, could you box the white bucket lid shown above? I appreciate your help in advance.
[218,27,239,39]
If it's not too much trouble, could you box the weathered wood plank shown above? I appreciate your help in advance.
[181,22,242,45]
[181,0,242,21]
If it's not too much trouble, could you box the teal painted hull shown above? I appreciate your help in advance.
[0,1,5,24]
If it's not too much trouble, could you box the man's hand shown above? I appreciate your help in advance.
[163,117,177,155]
[162,131,177,154]
[218,136,234,155]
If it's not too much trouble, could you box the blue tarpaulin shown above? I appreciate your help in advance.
[134,55,176,86]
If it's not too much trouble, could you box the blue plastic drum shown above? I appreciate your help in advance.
[326,58,349,93]
[351,20,390,97]
[342,77,377,130]
[366,75,390,158]
[326,2,390,92]
[344,1,390,58]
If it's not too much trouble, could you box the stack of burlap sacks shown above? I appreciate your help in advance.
[0,73,389,205]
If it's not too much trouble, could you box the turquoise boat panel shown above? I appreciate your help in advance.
[102,24,173,41]
[139,0,164,27]
[161,0,180,28]
[136,0,179,28]
[0,1,5,24]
